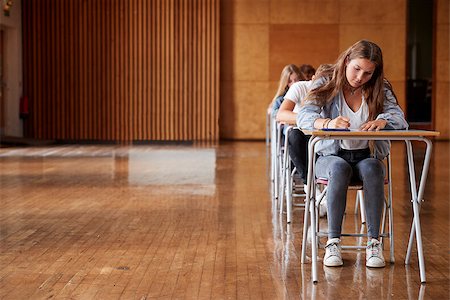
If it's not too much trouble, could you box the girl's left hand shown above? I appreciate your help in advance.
[360,119,387,131]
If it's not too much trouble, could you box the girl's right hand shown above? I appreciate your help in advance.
[329,116,350,129]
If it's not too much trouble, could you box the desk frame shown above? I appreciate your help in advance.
[301,130,439,284]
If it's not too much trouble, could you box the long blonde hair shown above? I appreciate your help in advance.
[272,64,302,103]
[306,40,388,120]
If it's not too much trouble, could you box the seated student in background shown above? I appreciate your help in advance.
[299,64,316,81]
[297,40,408,268]
[276,64,330,183]
[276,64,329,217]
[267,64,302,117]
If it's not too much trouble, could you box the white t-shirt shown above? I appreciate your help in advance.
[340,93,369,150]
[284,80,313,113]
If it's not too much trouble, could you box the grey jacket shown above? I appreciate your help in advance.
[296,78,409,159]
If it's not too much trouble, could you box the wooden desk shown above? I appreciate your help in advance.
[301,129,440,284]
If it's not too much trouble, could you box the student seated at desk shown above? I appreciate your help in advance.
[276,64,328,216]
[299,64,316,82]
[269,64,316,118]
[276,64,329,183]
[267,64,302,117]
[297,40,408,268]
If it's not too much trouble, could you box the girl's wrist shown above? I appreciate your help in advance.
[322,118,331,129]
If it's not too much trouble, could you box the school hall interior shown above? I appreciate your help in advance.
[0,0,448,299]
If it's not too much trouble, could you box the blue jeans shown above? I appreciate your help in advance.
[315,150,385,239]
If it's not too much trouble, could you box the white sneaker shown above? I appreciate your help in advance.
[324,238,343,267]
[366,239,385,268]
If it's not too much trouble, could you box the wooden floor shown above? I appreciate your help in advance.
[0,141,448,299]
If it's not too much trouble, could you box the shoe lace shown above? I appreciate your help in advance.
[326,243,340,256]
[367,241,380,257]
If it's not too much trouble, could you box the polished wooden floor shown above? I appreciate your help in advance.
[0,141,448,299]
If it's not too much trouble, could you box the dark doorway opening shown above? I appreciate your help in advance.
[406,0,434,127]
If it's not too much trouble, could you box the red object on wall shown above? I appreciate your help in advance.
[20,96,29,119]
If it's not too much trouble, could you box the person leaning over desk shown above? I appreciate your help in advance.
[297,39,408,268]
[276,64,331,217]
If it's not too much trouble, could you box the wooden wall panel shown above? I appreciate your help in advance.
[22,0,219,142]
[435,0,449,139]
[220,0,410,140]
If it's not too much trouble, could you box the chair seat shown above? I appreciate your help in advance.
[316,177,388,188]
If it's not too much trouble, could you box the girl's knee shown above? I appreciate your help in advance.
[359,159,385,178]
[329,160,352,178]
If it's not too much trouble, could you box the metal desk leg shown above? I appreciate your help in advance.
[310,187,318,283]
[405,140,418,265]
[279,127,292,214]
[301,136,318,264]
[404,139,432,283]
[306,137,320,282]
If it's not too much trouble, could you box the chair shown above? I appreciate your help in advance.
[301,153,394,268]
[315,178,366,224]
[279,127,363,225]
[269,114,281,200]
[278,125,306,223]
[270,119,286,201]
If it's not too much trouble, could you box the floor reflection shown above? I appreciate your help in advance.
[270,162,438,300]
[0,145,217,195]
[0,141,446,298]
[127,148,216,187]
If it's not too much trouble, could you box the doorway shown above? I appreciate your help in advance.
[406,0,434,129]
[0,29,4,137]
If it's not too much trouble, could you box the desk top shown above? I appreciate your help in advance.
[303,129,440,137]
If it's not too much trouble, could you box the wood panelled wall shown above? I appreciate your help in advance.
[435,0,449,139]
[220,0,449,140]
[22,0,219,142]
[220,0,409,140]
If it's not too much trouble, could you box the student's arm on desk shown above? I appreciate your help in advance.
[376,88,409,130]
[276,98,297,125]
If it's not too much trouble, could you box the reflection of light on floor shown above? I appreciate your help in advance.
[140,184,216,197]
[0,145,217,195]
[128,149,216,194]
